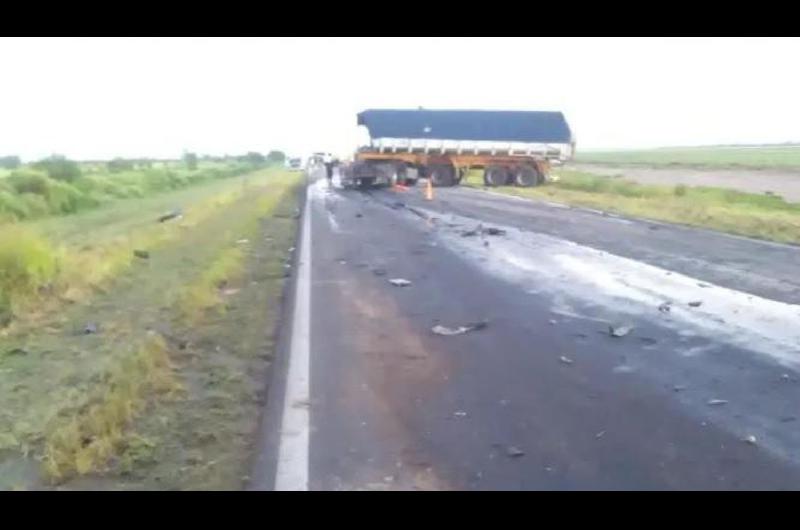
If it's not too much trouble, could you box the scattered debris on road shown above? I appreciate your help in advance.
[688,300,703,308]
[609,325,633,337]
[431,321,488,336]
[658,302,672,313]
[559,355,574,365]
[453,411,467,418]
[744,435,757,445]
[595,431,606,440]
[133,249,150,259]
[707,399,729,406]
[388,278,412,287]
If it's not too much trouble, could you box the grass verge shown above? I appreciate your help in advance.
[464,169,800,244]
[0,169,303,490]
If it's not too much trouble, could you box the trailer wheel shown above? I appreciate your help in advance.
[484,166,510,187]
[513,165,541,187]
[429,164,456,187]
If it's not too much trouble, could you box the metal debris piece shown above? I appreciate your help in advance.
[744,435,757,445]
[431,321,488,336]
[559,356,574,365]
[609,325,633,337]
[707,399,728,406]
[595,431,606,439]
[688,300,703,308]
[157,209,183,223]
[388,278,412,287]
[506,446,525,458]
[453,411,467,418]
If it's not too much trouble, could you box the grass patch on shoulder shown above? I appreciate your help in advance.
[42,333,182,483]
[470,169,800,244]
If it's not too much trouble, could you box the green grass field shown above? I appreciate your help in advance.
[574,146,800,169]
[463,169,800,244]
[0,168,303,490]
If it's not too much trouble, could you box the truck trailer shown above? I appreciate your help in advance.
[340,109,575,188]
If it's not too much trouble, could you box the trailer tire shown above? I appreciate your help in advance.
[429,164,456,187]
[513,165,541,187]
[484,166,510,187]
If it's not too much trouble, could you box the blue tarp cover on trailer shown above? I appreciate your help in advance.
[357,109,573,144]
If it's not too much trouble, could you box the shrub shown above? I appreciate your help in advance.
[33,155,82,183]
[0,227,58,321]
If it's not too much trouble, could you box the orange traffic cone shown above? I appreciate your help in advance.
[425,178,434,200]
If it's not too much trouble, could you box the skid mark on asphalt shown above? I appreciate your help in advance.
[329,276,453,490]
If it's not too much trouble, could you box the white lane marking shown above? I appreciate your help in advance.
[274,186,312,491]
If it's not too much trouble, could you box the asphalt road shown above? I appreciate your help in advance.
[253,170,800,490]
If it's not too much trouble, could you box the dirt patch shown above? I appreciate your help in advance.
[571,163,800,203]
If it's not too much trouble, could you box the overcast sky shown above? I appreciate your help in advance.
[2,37,799,161]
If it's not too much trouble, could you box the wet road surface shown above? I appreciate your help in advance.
[254,171,800,490]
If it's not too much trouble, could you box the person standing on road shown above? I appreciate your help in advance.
[324,156,339,186]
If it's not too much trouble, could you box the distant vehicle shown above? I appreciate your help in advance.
[345,109,575,188]
[308,152,333,168]
[285,157,303,171]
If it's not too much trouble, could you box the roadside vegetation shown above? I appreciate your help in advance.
[465,169,800,244]
[0,159,301,490]
[574,145,800,170]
